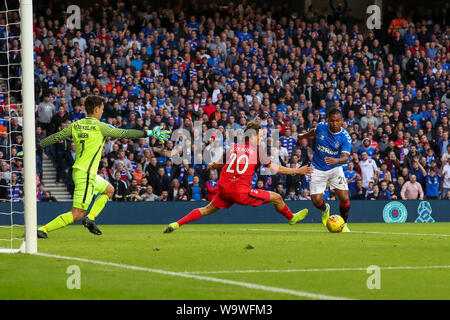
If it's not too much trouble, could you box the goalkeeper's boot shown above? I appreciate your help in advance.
[37,229,48,239]
[321,203,330,227]
[163,222,179,233]
[288,209,308,225]
[82,217,102,235]
[342,223,351,233]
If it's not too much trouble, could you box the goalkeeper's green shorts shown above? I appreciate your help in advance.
[72,168,109,210]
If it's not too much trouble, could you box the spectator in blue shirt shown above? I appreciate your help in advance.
[186,16,199,30]
[378,181,392,200]
[419,163,441,199]
[345,161,359,194]
[207,50,221,67]
[237,26,253,42]
[404,26,418,47]
[141,22,154,36]
[70,104,85,121]
[187,176,206,201]
[411,104,425,126]
[131,53,143,71]
[285,189,299,200]
[409,161,424,185]
[426,42,438,60]
[276,97,288,113]
[358,138,376,158]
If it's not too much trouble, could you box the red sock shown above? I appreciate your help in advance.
[177,208,203,226]
[277,204,294,220]
[339,200,350,222]
[314,200,327,211]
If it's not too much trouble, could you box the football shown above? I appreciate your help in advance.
[326,215,345,233]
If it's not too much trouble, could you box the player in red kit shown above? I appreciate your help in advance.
[163,121,313,233]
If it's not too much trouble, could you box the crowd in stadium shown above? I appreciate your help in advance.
[0,0,449,202]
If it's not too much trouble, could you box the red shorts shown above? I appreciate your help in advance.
[211,188,271,209]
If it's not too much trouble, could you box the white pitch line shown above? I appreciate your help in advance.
[185,265,450,275]
[244,228,450,237]
[34,252,351,300]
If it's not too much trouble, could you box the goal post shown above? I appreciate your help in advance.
[0,0,36,254]
[21,0,37,254]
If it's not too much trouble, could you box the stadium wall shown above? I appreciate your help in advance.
[0,200,448,225]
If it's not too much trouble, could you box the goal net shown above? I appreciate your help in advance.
[0,0,36,253]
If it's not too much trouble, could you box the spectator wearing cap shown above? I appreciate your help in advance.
[379,134,390,154]
[280,117,292,136]
[358,138,376,159]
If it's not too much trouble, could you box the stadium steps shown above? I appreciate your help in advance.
[41,157,73,201]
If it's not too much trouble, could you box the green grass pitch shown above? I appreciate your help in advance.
[0,223,449,300]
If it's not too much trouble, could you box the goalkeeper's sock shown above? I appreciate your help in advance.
[41,211,74,233]
[277,204,294,220]
[87,194,109,221]
[339,200,350,223]
[177,208,202,226]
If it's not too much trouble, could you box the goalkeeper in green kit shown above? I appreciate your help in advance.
[37,95,170,238]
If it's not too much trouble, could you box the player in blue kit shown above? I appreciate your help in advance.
[297,108,352,232]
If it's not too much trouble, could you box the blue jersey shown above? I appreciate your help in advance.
[425,174,440,197]
[358,146,376,158]
[344,169,357,192]
[312,122,352,171]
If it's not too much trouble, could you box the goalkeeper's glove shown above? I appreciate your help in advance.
[145,126,171,143]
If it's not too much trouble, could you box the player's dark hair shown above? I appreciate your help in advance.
[85,95,104,115]
[327,107,342,118]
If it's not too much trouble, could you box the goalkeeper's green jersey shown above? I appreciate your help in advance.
[39,117,146,176]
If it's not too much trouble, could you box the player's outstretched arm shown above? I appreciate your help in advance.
[268,163,313,176]
[39,125,73,148]
[99,123,170,143]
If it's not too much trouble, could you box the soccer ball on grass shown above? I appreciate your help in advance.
[326,215,345,233]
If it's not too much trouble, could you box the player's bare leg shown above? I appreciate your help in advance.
[334,189,351,232]
[71,207,86,222]
[164,202,219,233]
[269,192,308,225]
[82,184,114,235]
[311,193,330,227]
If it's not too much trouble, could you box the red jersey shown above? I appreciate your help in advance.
[212,142,272,209]
[218,143,270,191]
